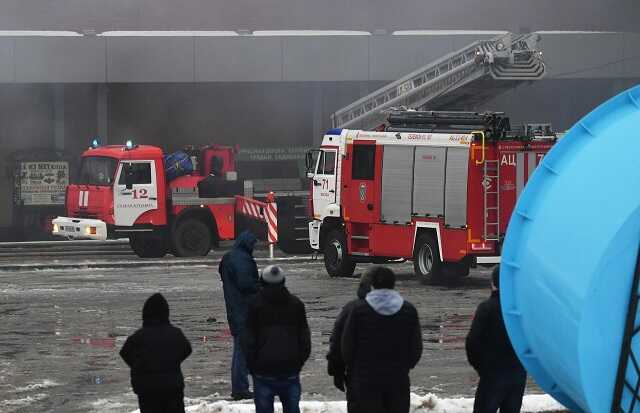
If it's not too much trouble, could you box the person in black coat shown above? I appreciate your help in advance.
[120,293,192,413]
[242,265,311,413]
[326,271,373,411]
[341,266,423,413]
[219,230,259,400]
[466,265,527,413]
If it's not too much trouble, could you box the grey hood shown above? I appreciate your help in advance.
[365,289,404,316]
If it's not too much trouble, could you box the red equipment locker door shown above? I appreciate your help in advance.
[343,143,381,224]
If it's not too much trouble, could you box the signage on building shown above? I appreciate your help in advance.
[17,161,69,205]
[236,146,311,162]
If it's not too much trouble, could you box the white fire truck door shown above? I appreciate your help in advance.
[114,160,159,226]
[312,149,337,219]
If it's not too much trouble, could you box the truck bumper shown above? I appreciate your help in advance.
[308,220,320,250]
[51,217,108,241]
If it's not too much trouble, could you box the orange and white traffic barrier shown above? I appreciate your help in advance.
[235,194,278,259]
[265,192,278,259]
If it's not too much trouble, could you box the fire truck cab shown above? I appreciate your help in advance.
[307,111,556,280]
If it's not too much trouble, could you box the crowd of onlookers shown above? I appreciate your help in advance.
[119,231,527,413]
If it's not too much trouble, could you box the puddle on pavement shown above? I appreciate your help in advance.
[423,313,473,347]
[71,337,116,349]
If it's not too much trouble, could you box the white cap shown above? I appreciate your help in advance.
[260,265,285,284]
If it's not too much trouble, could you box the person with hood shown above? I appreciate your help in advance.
[466,265,527,413]
[341,266,423,413]
[219,230,259,400]
[120,293,192,413]
[242,265,311,413]
[326,271,373,411]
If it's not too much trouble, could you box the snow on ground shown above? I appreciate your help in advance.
[131,393,566,413]
[12,379,60,393]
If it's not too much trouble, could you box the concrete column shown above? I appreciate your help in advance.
[53,85,65,150]
[97,84,109,144]
[312,83,323,146]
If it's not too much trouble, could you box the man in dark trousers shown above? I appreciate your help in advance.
[327,271,373,412]
[219,230,259,400]
[242,265,311,413]
[120,293,192,413]
[466,265,527,413]
[341,266,423,413]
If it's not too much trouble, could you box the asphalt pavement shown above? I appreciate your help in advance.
[0,248,542,412]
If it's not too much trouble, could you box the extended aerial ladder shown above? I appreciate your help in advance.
[331,32,545,130]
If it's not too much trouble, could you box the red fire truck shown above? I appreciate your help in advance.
[306,111,557,280]
[51,140,274,258]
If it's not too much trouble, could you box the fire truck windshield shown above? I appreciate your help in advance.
[76,156,118,186]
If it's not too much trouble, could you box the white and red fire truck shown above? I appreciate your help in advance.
[51,140,276,258]
[306,111,556,279]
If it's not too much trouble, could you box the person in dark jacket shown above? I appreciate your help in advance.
[341,266,423,413]
[120,293,192,413]
[219,230,259,400]
[466,265,527,413]
[242,265,311,413]
[326,271,373,411]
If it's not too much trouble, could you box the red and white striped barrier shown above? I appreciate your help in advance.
[236,196,265,220]
[266,202,278,244]
[235,194,278,259]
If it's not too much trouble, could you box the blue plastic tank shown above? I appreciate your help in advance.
[501,85,640,413]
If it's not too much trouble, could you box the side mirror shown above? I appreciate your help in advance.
[306,172,315,179]
[123,163,134,190]
[305,151,313,173]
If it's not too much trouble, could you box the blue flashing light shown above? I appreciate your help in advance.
[125,139,135,150]
[326,128,343,136]
[90,137,101,148]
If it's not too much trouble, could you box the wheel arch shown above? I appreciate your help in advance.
[172,207,219,242]
[319,217,344,251]
[413,222,443,260]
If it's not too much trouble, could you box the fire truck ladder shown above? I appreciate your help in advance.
[332,32,545,130]
[483,159,500,241]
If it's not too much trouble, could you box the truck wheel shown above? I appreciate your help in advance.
[172,219,212,257]
[413,233,443,281]
[324,230,356,277]
[129,234,167,258]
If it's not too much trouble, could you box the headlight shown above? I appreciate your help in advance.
[53,224,59,233]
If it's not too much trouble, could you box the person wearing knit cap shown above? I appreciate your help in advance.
[326,270,373,412]
[466,265,527,413]
[242,265,311,413]
[120,293,192,413]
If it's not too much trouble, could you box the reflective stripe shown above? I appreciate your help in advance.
[516,152,525,197]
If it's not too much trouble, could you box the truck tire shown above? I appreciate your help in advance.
[172,218,212,257]
[413,233,443,281]
[324,230,356,277]
[129,234,167,258]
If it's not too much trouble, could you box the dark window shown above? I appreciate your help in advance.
[352,145,375,180]
[119,162,152,185]
[323,151,336,175]
[315,151,324,175]
[76,157,117,185]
